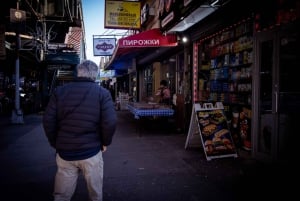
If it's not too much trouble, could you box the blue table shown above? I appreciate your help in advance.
[127,103,175,136]
[127,103,174,119]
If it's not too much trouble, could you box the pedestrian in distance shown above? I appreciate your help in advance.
[42,59,117,201]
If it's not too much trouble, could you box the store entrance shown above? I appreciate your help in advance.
[253,22,300,162]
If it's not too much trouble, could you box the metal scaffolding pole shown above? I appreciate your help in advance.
[11,29,24,124]
[10,3,24,124]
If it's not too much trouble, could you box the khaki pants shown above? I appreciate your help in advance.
[54,151,104,201]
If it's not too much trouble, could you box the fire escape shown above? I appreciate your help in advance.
[0,0,85,123]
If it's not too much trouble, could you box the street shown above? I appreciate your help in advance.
[0,110,292,201]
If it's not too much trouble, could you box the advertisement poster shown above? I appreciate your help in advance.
[198,108,237,159]
[185,102,237,160]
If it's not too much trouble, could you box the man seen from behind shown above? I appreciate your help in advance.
[42,59,117,201]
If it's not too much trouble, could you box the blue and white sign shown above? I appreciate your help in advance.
[93,38,116,56]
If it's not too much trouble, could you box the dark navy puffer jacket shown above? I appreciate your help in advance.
[42,78,117,152]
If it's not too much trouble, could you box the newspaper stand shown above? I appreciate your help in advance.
[185,102,238,161]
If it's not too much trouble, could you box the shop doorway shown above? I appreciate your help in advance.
[253,22,299,162]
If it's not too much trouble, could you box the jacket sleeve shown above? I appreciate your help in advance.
[42,93,58,149]
[99,88,117,146]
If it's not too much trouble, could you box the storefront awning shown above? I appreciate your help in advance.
[104,28,178,71]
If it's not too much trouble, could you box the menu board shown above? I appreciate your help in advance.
[185,102,238,161]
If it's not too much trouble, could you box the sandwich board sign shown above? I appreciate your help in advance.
[185,102,238,161]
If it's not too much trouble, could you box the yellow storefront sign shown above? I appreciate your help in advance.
[105,0,141,30]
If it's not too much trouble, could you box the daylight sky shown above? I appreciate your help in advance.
[82,0,104,64]
[82,0,127,65]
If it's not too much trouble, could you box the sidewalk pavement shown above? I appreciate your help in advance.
[0,110,293,201]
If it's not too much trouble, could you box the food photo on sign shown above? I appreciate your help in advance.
[197,109,236,157]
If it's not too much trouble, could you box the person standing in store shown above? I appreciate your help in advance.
[156,79,171,105]
[42,59,117,201]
